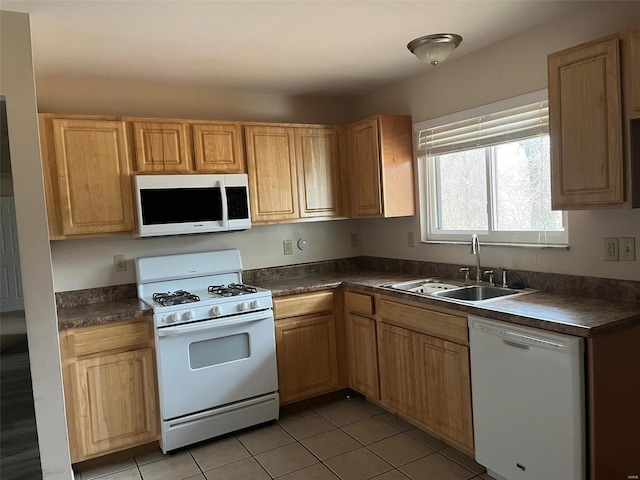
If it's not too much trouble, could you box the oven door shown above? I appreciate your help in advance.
[156,309,277,421]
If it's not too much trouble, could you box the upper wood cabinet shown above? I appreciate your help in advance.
[623,27,640,116]
[548,27,640,209]
[273,291,340,405]
[39,115,135,239]
[192,122,245,173]
[245,124,345,223]
[347,114,415,218]
[131,121,192,172]
[59,317,160,463]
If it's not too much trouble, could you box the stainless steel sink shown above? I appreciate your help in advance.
[384,278,532,303]
[385,278,466,294]
[432,285,523,301]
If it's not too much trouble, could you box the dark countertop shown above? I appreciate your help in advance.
[57,270,640,337]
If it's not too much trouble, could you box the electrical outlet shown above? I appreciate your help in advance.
[620,237,636,261]
[604,237,619,261]
[407,231,415,248]
[283,240,293,255]
[350,233,359,248]
[113,254,127,272]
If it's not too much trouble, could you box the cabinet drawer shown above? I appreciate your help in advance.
[274,291,334,319]
[345,291,375,316]
[378,298,467,345]
[66,318,153,357]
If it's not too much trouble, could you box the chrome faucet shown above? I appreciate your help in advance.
[470,234,482,284]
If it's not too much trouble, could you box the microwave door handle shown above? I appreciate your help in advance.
[157,310,271,337]
[219,180,229,229]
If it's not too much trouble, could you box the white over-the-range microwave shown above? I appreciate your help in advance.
[133,174,251,237]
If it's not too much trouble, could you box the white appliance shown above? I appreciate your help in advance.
[468,316,585,480]
[133,174,251,237]
[136,249,278,453]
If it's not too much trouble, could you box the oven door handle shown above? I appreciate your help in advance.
[157,310,272,337]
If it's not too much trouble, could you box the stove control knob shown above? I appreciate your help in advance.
[250,300,261,309]
[211,305,223,316]
[238,302,248,312]
[165,313,178,324]
[182,310,195,321]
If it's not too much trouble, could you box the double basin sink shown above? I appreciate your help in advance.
[384,278,531,304]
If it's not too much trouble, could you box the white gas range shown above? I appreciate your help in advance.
[136,249,279,453]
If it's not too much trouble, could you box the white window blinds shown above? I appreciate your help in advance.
[417,98,549,157]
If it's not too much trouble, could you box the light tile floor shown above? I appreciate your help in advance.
[75,395,489,480]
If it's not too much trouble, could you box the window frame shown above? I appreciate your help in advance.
[415,90,568,247]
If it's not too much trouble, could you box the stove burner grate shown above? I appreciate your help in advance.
[208,283,258,297]
[153,290,201,306]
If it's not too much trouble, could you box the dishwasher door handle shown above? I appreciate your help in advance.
[503,339,530,350]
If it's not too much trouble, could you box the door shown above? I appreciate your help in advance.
[348,118,382,217]
[345,313,379,399]
[245,125,299,222]
[294,127,342,218]
[71,347,159,459]
[0,197,24,312]
[156,310,278,420]
[416,333,474,452]
[132,121,191,172]
[51,118,134,235]
[378,323,419,418]
[549,37,624,208]
[275,313,339,404]
[192,123,245,173]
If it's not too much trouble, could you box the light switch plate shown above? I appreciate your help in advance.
[604,237,619,261]
[407,231,415,248]
[620,237,636,261]
[283,240,293,255]
[350,233,359,248]
[113,254,127,272]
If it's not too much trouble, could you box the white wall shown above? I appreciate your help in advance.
[52,220,362,291]
[356,2,640,282]
[0,10,73,480]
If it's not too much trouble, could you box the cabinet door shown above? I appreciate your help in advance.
[70,347,160,460]
[51,119,134,236]
[132,121,191,172]
[548,38,624,208]
[349,119,382,217]
[345,313,379,399]
[245,125,299,222]
[192,123,245,173]
[294,127,343,218]
[378,323,419,419]
[624,28,640,115]
[416,333,474,452]
[275,313,339,404]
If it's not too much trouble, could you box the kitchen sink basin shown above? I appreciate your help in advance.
[385,278,466,294]
[432,285,523,301]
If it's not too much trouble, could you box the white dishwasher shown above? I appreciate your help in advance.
[468,316,585,480]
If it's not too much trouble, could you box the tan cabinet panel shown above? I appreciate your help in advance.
[132,121,191,172]
[71,348,159,459]
[43,117,134,237]
[60,317,160,463]
[274,290,334,319]
[245,125,299,222]
[416,334,474,452]
[275,313,339,404]
[192,123,245,173]
[294,127,343,218]
[344,291,375,317]
[349,118,382,217]
[549,37,624,208]
[345,313,380,399]
[378,323,420,419]
[624,27,640,115]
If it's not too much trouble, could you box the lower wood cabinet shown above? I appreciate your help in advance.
[274,291,341,404]
[59,317,160,463]
[345,313,380,399]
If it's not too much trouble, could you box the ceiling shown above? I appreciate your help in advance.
[2,1,590,97]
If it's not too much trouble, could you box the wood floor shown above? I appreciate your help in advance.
[1,340,43,480]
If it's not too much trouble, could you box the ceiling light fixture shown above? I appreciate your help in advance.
[407,33,462,66]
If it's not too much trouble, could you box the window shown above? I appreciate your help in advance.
[416,90,567,246]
